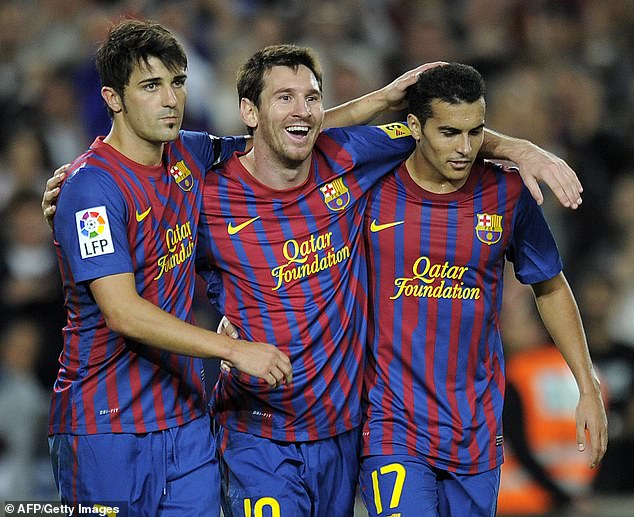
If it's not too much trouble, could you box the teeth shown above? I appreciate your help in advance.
[286,126,309,134]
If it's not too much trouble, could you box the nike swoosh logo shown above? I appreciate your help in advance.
[370,219,404,233]
[135,207,152,222]
[227,216,260,235]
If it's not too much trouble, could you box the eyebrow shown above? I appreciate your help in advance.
[438,123,485,131]
[137,73,188,86]
[273,86,321,96]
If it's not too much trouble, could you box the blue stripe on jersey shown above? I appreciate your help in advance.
[49,133,238,436]
[362,161,560,474]
[204,125,412,441]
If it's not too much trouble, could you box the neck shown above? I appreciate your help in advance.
[405,153,468,194]
[241,144,311,190]
[103,125,164,167]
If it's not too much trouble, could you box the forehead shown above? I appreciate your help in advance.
[262,65,321,93]
[129,56,185,82]
[428,98,486,128]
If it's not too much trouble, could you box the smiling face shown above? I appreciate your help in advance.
[243,64,324,169]
[408,97,485,191]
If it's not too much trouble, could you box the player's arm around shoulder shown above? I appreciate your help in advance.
[480,128,583,209]
[531,272,608,468]
[89,272,291,388]
[322,62,446,128]
[42,163,71,228]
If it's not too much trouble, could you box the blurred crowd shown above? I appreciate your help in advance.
[0,0,632,512]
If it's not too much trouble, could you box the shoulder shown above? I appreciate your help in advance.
[473,159,525,194]
[318,122,412,145]
[62,159,115,192]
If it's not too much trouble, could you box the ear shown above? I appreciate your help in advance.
[407,113,422,141]
[240,97,258,133]
[101,86,124,114]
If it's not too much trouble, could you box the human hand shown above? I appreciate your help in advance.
[514,143,583,209]
[42,163,70,228]
[217,316,238,373]
[575,387,608,468]
[229,339,292,388]
[380,61,447,111]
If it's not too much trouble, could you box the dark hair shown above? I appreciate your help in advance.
[95,19,187,117]
[407,63,485,125]
[237,43,323,109]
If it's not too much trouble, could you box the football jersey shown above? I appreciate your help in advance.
[362,160,563,474]
[49,132,244,435]
[197,123,415,442]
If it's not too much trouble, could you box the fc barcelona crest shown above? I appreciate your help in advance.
[169,160,194,191]
[475,213,503,245]
[320,178,350,212]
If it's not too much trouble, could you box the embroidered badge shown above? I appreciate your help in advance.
[475,213,503,245]
[320,178,350,212]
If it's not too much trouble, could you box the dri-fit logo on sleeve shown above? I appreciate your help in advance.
[75,206,115,259]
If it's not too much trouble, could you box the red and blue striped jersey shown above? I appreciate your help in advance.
[49,132,244,435]
[362,160,563,474]
[197,123,415,442]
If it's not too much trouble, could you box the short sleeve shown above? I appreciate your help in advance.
[54,166,133,283]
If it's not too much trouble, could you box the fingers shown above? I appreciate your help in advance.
[577,413,608,469]
[576,420,586,456]
[217,315,239,338]
[523,176,544,206]
[557,162,583,209]
[265,363,292,388]
[42,164,70,228]
[231,340,293,388]
[543,157,583,209]
[269,353,293,388]
[401,62,447,87]
[587,421,608,469]
[409,61,448,77]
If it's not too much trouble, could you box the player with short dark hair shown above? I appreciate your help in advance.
[199,49,593,516]
[48,20,292,516]
[358,63,607,516]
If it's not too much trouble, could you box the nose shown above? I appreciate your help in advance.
[457,134,472,155]
[294,96,311,116]
[163,86,178,107]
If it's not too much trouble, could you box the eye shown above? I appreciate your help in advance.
[173,78,186,88]
[144,82,159,91]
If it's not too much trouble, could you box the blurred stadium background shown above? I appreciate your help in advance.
[0,1,632,515]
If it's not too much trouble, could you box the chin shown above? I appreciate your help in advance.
[162,128,181,142]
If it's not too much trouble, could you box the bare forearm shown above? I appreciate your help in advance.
[481,128,532,161]
[532,274,598,393]
[533,272,608,466]
[323,62,446,129]
[323,90,391,128]
[90,272,293,386]
[481,128,583,209]
[94,280,238,360]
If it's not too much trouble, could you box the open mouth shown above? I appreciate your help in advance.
[286,125,310,139]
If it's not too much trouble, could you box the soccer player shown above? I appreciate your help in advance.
[359,63,607,516]
[48,20,292,516]
[197,47,589,516]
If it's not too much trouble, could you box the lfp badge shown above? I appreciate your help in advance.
[475,213,503,245]
[75,206,115,259]
[320,178,350,212]
[169,160,194,191]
